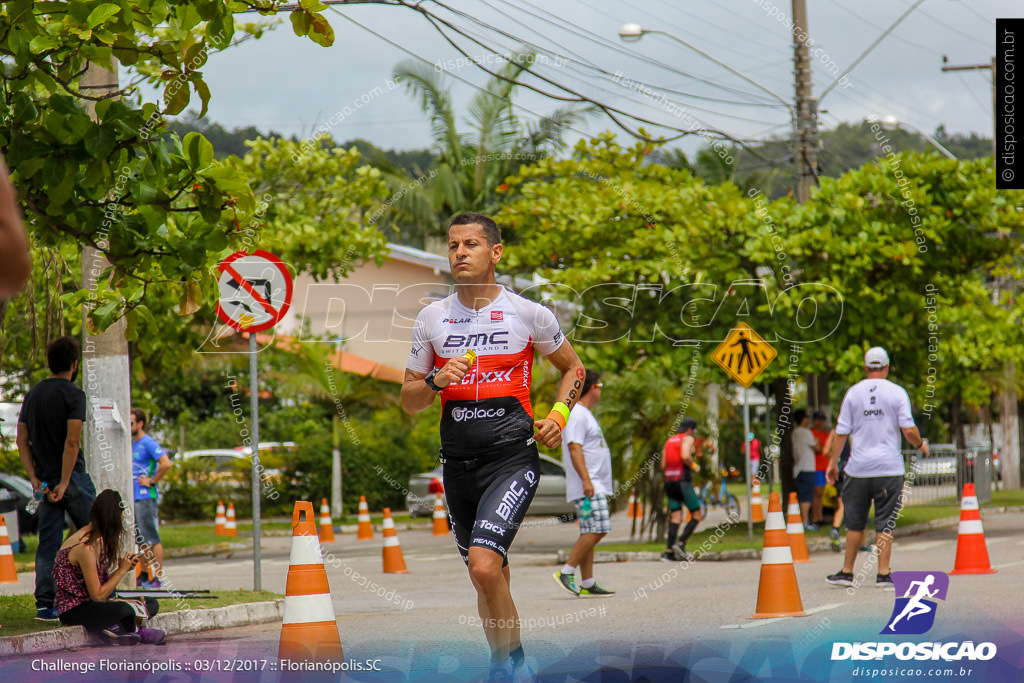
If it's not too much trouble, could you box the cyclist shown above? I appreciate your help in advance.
[660,418,702,562]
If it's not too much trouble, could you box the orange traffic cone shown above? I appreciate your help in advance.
[949,483,997,575]
[0,520,20,584]
[224,503,238,537]
[214,500,226,536]
[751,492,806,618]
[381,507,408,573]
[627,492,637,519]
[318,498,336,543]
[432,494,448,536]
[356,495,374,540]
[751,478,765,523]
[279,501,344,661]
[786,492,810,563]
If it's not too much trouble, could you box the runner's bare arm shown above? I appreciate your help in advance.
[826,432,849,485]
[681,435,699,472]
[533,340,585,449]
[401,357,473,415]
[900,426,929,456]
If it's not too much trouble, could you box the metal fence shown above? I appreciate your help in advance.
[901,447,996,506]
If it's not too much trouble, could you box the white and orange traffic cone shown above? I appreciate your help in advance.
[214,500,226,536]
[627,492,638,519]
[279,501,344,661]
[949,483,997,575]
[318,498,336,543]
[224,503,238,537]
[356,495,374,540]
[431,494,448,537]
[751,492,807,618]
[751,478,765,524]
[786,492,810,563]
[381,507,408,574]
[0,520,20,584]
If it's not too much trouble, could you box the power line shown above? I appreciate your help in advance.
[824,0,943,57]
[896,0,990,48]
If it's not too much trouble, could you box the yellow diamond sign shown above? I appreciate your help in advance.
[711,323,777,387]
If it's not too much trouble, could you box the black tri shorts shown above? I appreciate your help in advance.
[441,443,540,567]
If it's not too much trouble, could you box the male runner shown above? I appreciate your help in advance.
[661,417,702,563]
[402,212,585,681]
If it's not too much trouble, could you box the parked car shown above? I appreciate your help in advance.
[0,472,73,542]
[406,453,576,518]
[178,449,282,485]
[911,443,957,482]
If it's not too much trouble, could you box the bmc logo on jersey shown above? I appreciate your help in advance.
[452,407,506,422]
[443,331,509,348]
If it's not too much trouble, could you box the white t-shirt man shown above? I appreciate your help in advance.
[836,378,915,477]
[561,403,613,502]
[792,425,817,476]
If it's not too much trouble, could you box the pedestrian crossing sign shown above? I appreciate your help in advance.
[711,323,776,387]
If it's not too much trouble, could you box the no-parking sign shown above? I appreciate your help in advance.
[215,250,293,332]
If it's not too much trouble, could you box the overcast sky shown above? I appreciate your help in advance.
[182,0,1012,159]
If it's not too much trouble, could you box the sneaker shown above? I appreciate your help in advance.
[805,523,820,531]
[876,573,895,590]
[140,578,162,589]
[670,544,687,561]
[137,626,166,645]
[826,570,854,587]
[829,528,841,552]
[552,571,579,596]
[100,626,141,646]
[579,583,615,598]
[860,544,872,552]
[512,660,536,683]
[658,551,676,563]
[35,607,59,621]
[488,658,515,682]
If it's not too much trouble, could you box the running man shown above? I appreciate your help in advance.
[888,574,939,631]
[826,347,929,590]
[660,417,702,563]
[402,212,585,681]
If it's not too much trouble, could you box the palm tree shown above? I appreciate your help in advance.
[384,52,590,244]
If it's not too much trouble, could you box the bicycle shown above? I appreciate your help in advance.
[698,477,741,521]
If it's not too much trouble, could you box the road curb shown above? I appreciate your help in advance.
[557,506,1021,564]
[0,599,284,658]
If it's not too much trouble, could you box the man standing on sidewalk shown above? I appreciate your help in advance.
[792,410,819,528]
[131,408,172,588]
[554,370,615,598]
[826,347,928,590]
[16,336,96,620]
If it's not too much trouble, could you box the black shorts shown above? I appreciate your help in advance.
[840,475,905,533]
[442,444,540,567]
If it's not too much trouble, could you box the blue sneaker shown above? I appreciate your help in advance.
[36,607,59,621]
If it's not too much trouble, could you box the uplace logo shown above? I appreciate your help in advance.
[831,571,996,663]
[452,407,505,422]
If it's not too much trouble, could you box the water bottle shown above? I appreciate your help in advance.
[580,496,592,521]
[25,483,48,515]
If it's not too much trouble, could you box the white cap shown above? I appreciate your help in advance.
[865,347,889,368]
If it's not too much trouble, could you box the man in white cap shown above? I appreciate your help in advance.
[825,347,929,590]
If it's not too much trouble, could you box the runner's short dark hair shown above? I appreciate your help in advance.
[47,336,79,374]
[678,417,698,434]
[450,212,501,246]
[581,369,601,398]
[812,410,827,421]
[794,409,807,424]
[131,408,147,427]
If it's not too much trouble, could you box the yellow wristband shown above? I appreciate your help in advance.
[546,409,566,430]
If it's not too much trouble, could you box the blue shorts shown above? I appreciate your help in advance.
[815,470,827,487]
[795,472,815,504]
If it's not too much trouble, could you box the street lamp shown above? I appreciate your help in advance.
[617,23,792,112]
[879,116,957,160]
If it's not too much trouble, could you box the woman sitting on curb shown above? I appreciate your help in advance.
[54,489,166,645]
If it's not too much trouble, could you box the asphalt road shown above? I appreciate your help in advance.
[6,509,1024,681]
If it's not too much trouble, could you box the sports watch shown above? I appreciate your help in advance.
[424,368,445,391]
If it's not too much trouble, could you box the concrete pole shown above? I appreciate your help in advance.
[791,0,818,204]
[79,61,135,586]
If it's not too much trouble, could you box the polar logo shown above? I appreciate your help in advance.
[452,407,506,422]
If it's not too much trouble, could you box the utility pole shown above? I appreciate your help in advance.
[942,56,1020,488]
[80,62,135,574]
[791,0,818,204]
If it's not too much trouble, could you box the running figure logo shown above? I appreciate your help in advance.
[881,571,949,635]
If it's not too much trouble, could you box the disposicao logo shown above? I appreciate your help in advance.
[831,570,997,662]
[882,571,948,635]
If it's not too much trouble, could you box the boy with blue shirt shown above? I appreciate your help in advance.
[131,408,171,588]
